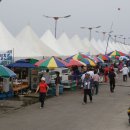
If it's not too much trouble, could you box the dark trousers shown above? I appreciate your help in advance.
[83,89,92,103]
[94,81,99,95]
[39,93,46,107]
[110,79,115,92]
[123,75,127,81]
[128,72,130,77]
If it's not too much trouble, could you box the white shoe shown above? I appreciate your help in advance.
[82,102,87,105]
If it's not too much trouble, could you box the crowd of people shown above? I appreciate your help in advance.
[35,60,130,108]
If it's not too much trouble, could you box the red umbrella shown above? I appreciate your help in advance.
[66,59,86,67]
[98,54,110,61]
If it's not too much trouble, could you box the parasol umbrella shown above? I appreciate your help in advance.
[98,54,110,61]
[66,59,86,67]
[119,56,129,61]
[92,56,104,63]
[108,50,126,57]
[0,65,16,78]
[65,53,89,62]
[79,58,96,66]
[35,56,67,68]
[111,55,119,60]
[73,53,89,60]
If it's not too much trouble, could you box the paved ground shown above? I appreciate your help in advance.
[0,74,130,130]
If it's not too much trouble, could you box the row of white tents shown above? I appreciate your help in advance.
[0,21,130,60]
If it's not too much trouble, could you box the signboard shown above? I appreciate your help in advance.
[0,50,13,65]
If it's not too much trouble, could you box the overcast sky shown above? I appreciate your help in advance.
[0,0,130,42]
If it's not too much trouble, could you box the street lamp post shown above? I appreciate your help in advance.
[105,31,114,55]
[114,35,117,43]
[102,32,107,41]
[123,37,126,44]
[43,15,71,38]
[81,26,101,55]
[96,31,107,41]
[81,26,101,41]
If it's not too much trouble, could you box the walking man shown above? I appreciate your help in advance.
[93,70,100,95]
[82,73,92,104]
[108,69,116,93]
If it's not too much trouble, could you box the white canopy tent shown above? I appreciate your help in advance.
[70,35,87,53]
[57,33,77,56]
[88,39,101,55]
[16,25,59,58]
[0,21,24,59]
[82,38,91,54]
[41,30,63,55]
[0,21,130,58]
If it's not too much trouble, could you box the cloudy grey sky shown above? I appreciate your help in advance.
[0,0,130,41]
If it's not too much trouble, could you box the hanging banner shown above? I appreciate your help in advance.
[0,50,13,65]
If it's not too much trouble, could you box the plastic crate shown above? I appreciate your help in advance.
[59,85,64,94]
[7,91,14,98]
[0,93,7,100]
[47,87,56,96]
[70,81,76,91]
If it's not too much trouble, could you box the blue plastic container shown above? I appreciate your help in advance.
[0,93,7,100]
[59,85,64,94]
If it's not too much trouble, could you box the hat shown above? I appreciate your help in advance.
[85,72,90,75]
[41,77,46,81]
[124,64,126,67]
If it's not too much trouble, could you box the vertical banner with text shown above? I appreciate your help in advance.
[0,50,13,65]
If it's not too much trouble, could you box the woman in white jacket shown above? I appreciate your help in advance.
[120,64,129,81]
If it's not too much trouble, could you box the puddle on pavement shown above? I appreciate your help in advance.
[21,97,39,107]
[0,96,39,114]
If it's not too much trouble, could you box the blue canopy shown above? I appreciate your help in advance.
[7,59,35,68]
[7,62,35,68]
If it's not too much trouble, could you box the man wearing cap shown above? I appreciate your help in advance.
[35,77,49,108]
[82,73,92,104]
[120,64,129,81]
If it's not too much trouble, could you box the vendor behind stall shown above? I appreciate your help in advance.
[55,71,61,96]
[43,69,51,87]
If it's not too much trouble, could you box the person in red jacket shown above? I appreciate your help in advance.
[35,77,49,108]
[109,64,114,73]
[104,65,109,82]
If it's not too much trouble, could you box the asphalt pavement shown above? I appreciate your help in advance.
[0,73,130,130]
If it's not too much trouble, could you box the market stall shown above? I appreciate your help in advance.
[7,59,36,94]
[0,65,16,99]
[35,56,67,96]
